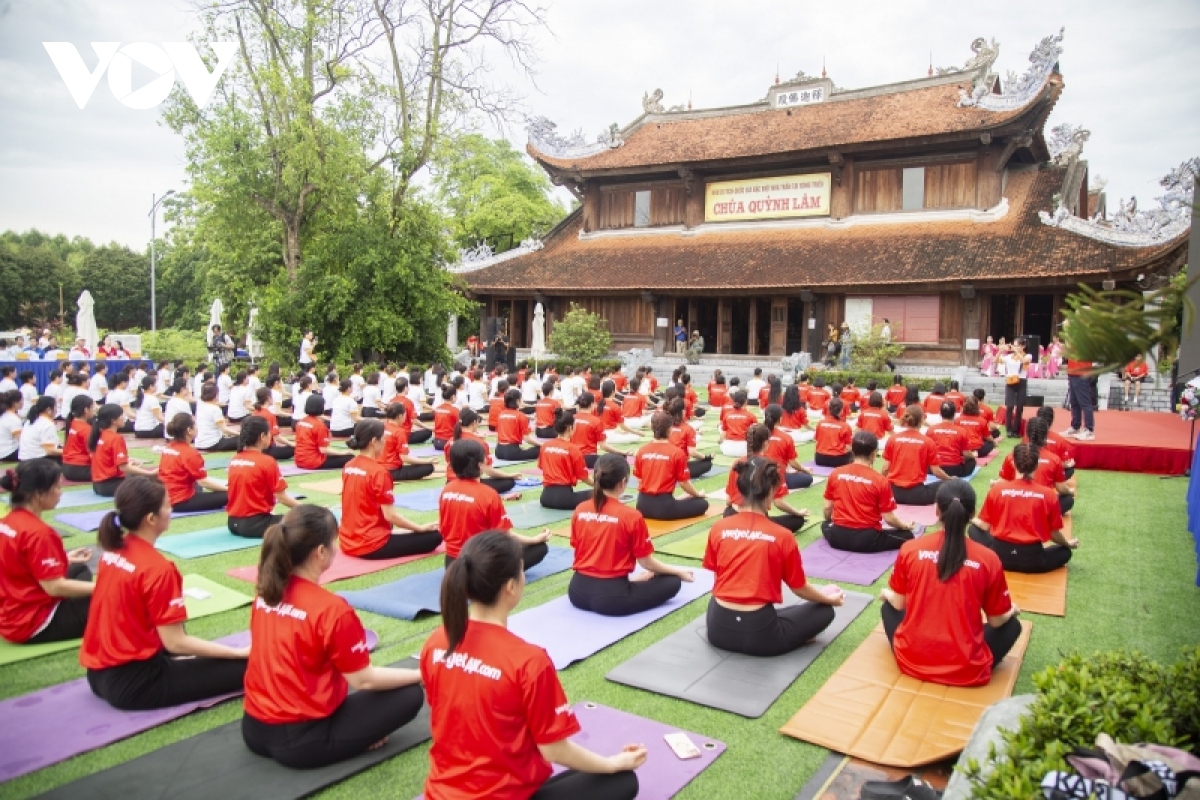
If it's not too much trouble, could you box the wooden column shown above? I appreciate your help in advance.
[770,297,787,356]
[581,184,598,232]
[718,298,731,354]
[685,178,705,228]
[976,146,1002,209]
[748,301,758,356]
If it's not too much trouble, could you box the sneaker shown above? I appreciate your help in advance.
[1075,430,1095,441]
[1062,428,1080,438]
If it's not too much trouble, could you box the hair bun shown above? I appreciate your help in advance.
[346,436,359,449]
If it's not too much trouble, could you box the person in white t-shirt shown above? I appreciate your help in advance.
[133,377,165,439]
[88,364,109,402]
[560,368,585,409]
[17,371,38,417]
[195,384,239,451]
[380,366,398,405]
[465,369,488,411]
[328,379,360,436]
[226,371,255,422]
[215,363,234,408]
[17,397,62,461]
[0,391,23,462]
[0,367,17,394]
[193,369,209,400]
[156,361,173,394]
[43,370,66,418]
[349,364,366,401]
[245,364,262,394]
[298,330,316,365]
[164,381,194,423]
[104,372,136,433]
[745,368,766,406]
[361,372,385,418]
[321,374,341,409]
[59,373,86,421]
[520,371,542,407]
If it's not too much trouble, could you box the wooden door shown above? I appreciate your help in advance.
[770,297,787,355]
[718,299,732,354]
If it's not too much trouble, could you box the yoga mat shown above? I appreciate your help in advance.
[278,463,322,477]
[507,570,715,670]
[56,507,221,532]
[799,527,926,586]
[228,544,444,585]
[1006,567,1067,617]
[0,630,253,781]
[558,703,726,800]
[203,452,236,469]
[644,504,724,538]
[394,485,442,512]
[606,589,873,717]
[37,702,430,800]
[505,502,575,529]
[895,504,940,527]
[339,546,574,621]
[4,488,110,509]
[779,620,1032,768]
[493,456,537,467]
[298,477,344,495]
[801,462,835,477]
[976,451,999,467]
[156,526,261,559]
[656,532,710,560]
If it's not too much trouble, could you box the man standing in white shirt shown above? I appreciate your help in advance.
[745,368,766,405]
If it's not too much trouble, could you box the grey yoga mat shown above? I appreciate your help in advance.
[605,589,873,718]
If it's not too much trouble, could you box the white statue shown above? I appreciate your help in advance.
[206,298,225,346]
[642,88,664,114]
[246,307,264,360]
[75,290,99,354]
[531,302,547,360]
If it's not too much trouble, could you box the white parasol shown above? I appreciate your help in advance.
[246,307,264,360]
[206,298,224,346]
[531,302,547,361]
[75,291,98,353]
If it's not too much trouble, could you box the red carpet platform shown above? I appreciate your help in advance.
[1004,407,1194,475]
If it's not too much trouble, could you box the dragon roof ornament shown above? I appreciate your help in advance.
[1039,157,1198,247]
[1047,123,1090,167]
[526,116,624,160]
[446,238,545,275]
[959,28,1063,111]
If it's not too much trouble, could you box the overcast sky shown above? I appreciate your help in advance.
[0,0,1197,249]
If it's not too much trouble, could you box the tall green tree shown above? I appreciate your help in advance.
[0,232,83,329]
[77,244,151,330]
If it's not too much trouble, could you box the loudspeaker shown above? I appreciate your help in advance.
[1022,334,1041,363]
[1026,395,1045,407]
[485,317,504,341]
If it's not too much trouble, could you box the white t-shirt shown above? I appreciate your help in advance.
[407,384,425,406]
[17,416,58,460]
[299,337,314,364]
[164,396,192,422]
[227,385,252,420]
[156,368,172,393]
[466,380,488,410]
[561,376,584,408]
[19,383,38,416]
[349,374,365,400]
[247,375,262,394]
[362,384,382,411]
[105,388,132,409]
[0,412,22,458]
[423,369,438,394]
[322,383,340,408]
[59,385,83,419]
[0,378,16,393]
[330,395,357,431]
[380,378,397,404]
[132,368,147,386]
[195,402,226,449]
[193,374,206,398]
[45,382,64,417]
[217,374,233,405]
[89,374,108,401]
[270,388,284,414]
[134,394,162,432]
[520,378,541,405]
[745,378,766,399]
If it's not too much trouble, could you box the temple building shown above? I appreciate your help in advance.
[450,30,1194,365]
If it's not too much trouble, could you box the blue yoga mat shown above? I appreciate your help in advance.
[155,526,261,559]
[57,508,220,533]
[394,486,441,512]
[5,489,110,510]
[340,546,574,620]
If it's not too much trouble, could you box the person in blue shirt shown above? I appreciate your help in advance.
[674,320,687,354]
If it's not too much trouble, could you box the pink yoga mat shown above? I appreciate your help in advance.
[895,504,940,527]
[800,526,925,586]
[228,545,445,585]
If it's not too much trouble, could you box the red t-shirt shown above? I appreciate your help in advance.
[294,416,331,470]
[487,397,505,430]
[765,430,798,474]
[926,421,971,467]
[396,395,418,437]
[534,397,560,429]
[612,373,628,392]
[922,394,947,416]
[227,449,287,517]
[840,386,860,405]
[634,440,690,495]
[814,418,852,456]
[796,384,812,403]
[570,498,653,578]
[80,534,187,669]
[621,394,646,419]
[856,408,893,438]
[445,431,492,482]
[157,441,207,505]
[998,449,1066,488]
[721,408,756,441]
[944,391,966,412]
[253,408,282,444]
[537,440,587,487]
[758,386,772,408]
[885,385,907,408]
[63,418,91,467]
[381,420,410,470]
[438,479,512,558]
[708,386,729,408]
[0,509,70,642]
[598,402,623,431]
[977,401,995,425]
[569,412,605,456]
[496,409,530,445]
[978,479,1063,546]
[956,415,988,450]
[807,387,831,412]
[824,462,898,530]
[668,423,697,456]
[724,457,787,507]
[888,532,1013,686]
[1126,360,1149,378]
[434,404,459,442]
[1041,430,1074,463]
[244,576,371,724]
[780,408,808,429]
[91,429,128,482]
[338,455,396,556]
[884,430,938,488]
[704,512,806,606]
[421,622,580,800]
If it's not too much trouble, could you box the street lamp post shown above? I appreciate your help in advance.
[148,190,175,332]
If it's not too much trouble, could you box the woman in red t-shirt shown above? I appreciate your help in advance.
[922,383,948,417]
[893,386,921,428]
[885,375,907,413]
[708,374,729,410]
[421,532,644,799]
[440,438,549,569]
[227,416,300,539]
[61,394,97,483]
[495,389,542,462]
[779,385,814,444]
[537,412,594,510]
[719,390,757,458]
[814,398,853,468]
[431,385,460,450]
[294,396,354,471]
[393,376,433,444]
[252,387,295,461]
[821,431,917,552]
[572,392,632,468]
[449,409,518,495]
[723,425,809,532]
[762,405,814,490]
[957,396,995,459]
[665,397,713,480]
[704,457,844,656]
[806,377,832,415]
[158,413,229,513]
[338,420,442,560]
[81,477,248,710]
[883,406,951,506]
[88,403,158,496]
[620,378,653,429]
[634,412,708,521]
[1001,417,1076,513]
[244,507,424,767]
[568,454,693,616]
[925,402,977,478]
[856,391,894,440]
[881,480,1021,687]
[381,402,439,481]
[969,443,1078,574]
[0,459,94,644]
[598,381,643,445]
[534,379,561,438]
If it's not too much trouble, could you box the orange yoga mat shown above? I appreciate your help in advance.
[300,478,344,495]
[644,504,724,539]
[780,621,1032,768]
[1006,568,1067,616]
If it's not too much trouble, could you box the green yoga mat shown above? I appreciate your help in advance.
[505,502,575,529]
[0,574,253,666]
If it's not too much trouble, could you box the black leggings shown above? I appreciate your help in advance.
[93,477,124,497]
[408,428,432,445]
[62,463,93,483]
[705,597,835,657]
[330,427,354,438]
[242,684,424,770]
[968,524,1072,573]
[316,453,354,470]
[815,452,853,468]
[531,769,639,800]
[541,484,592,510]
[722,504,806,532]
[25,563,91,644]
[265,444,294,461]
[687,458,712,480]
[446,541,547,571]
[495,443,541,462]
[890,481,937,506]
[535,426,556,439]
[134,426,164,439]
[785,471,815,490]
[389,463,434,481]
[940,459,976,478]
[693,407,706,418]
[568,572,682,616]
[882,603,1022,667]
[1059,494,1074,514]
[977,439,995,458]
[636,492,709,521]
[821,521,913,553]
[228,513,280,539]
[481,476,516,495]
[1004,380,1027,436]
[172,488,229,513]
[87,650,248,711]
[358,530,443,560]
[433,438,448,451]
[584,453,600,469]
[199,435,239,453]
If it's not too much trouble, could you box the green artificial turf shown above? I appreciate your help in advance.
[3,427,1199,800]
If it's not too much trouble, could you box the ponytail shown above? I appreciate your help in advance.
[454,407,479,441]
[256,506,338,606]
[64,394,94,440]
[901,404,924,429]
[762,404,782,432]
[934,479,975,582]
[254,387,271,411]
[650,410,672,439]
[135,375,154,409]
[89,404,124,452]
[26,396,55,424]
[592,453,629,513]
[440,531,523,658]
[384,401,407,422]
[504,388,521,410]
[1012,443,1039,478]
[166,412,194,441]
[553,409,575,436]
[346,418,384,450]
[238,415,271,451]
[99,476,166,551]
[733,455,779,509]
[745,423,771,456]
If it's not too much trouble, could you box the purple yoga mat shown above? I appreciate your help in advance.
[508,571,715,669]
[801,525,926,585]
[801,462,835,477]
[279,463,323,477]
[0,629,381,781]
[56,508,219,532]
